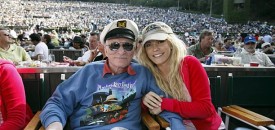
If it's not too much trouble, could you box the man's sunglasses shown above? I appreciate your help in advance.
[107,42,134,51]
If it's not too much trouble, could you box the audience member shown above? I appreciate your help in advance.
[213,39,226,52]
[261,42,274,54]
[0,27,31,64]
[42,34,55,49]
[187,29,214,63]
[239,36,274,67]
[63,32,106,66]
[223,38,236,52]
[29,33,49,60]
[0,59,33,129]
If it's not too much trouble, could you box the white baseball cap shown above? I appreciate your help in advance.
[261,42,271,49]
[141,22,173,45]
[100,19,139,44]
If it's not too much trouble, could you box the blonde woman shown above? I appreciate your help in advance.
[138,22,222,130]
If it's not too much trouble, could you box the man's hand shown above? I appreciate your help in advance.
[88,48,100,62]
[74,61,86,66]
[46,122,62,130]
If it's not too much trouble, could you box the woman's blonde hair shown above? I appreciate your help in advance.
[138,34,191,101]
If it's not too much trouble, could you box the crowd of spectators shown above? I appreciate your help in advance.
[1,0,274,36]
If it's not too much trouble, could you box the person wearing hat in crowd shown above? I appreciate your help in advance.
[68,36,88,51]
[39,19,163,130]
[139,22,223,130]
[261,42,274,54]
[239,36,274,67]
[63,32,106,66]
[187,29,214,63]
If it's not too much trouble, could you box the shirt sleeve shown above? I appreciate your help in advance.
[161,56,216,119]
[263,53,274,67]
[39,67,89,128]
[0,62,27,130]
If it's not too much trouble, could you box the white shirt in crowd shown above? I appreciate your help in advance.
[34,42,49,60]
[239,49,274,67]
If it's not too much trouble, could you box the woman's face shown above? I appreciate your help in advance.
[215,42,223,49]
[144,40,171,67]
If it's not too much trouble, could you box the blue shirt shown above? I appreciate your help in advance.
[40,60,163,130]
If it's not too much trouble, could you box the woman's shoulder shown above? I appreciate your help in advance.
[183,55,200,63]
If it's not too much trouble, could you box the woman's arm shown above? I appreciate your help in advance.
[161,56,215,119]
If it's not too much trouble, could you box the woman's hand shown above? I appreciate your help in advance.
[149,107,162,115]
[143,91,162,109]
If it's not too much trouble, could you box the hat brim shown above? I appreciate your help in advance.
[142,33,169,45]
[105,28,135,42]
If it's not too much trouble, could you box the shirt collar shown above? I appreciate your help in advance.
[0,44,14,52]
[102,58,136,76]
[242,49,256,55]
[8,44,16,52]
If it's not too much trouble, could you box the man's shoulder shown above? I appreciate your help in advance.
[187,43,200,51]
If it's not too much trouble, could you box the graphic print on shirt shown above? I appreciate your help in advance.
[80,80,136,126]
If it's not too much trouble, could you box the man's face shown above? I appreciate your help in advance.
[244,42,256,53]
[0,30,13,45]
[201,35,214,48]
[105,37,135,71]
[89,35,99,50]
[225,39,232,46]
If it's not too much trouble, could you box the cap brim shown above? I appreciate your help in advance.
[245,40,256,44]
[142,33,168,45]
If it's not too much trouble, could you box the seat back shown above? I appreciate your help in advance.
[227,74,275,107]
[209,76,222,108]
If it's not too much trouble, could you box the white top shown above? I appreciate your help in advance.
[34,42,49,60]
[77,50,91,62]
[239,49,274,67]
[77,50,102,62]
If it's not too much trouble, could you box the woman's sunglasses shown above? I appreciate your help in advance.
[107,42,134,51]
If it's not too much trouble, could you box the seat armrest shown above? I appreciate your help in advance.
[141,110,160,130]
[155,115,170,128]
[24,111,42,130]
[222,105,274,126]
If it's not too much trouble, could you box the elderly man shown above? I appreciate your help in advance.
[0,27,31,64]
[187,29,214,63]
[40,19,162,130]
[239,36,274,67]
